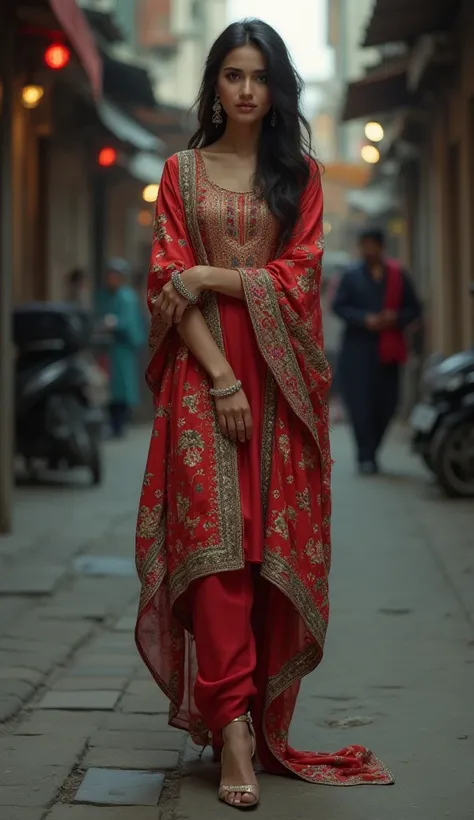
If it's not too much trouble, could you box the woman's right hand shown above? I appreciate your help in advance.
[212,372,253,443]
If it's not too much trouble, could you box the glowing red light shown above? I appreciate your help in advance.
[98,147,117,167]
[45,44,70,70]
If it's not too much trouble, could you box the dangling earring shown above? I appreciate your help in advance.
[212,94,223,125]
[271,108,277,127]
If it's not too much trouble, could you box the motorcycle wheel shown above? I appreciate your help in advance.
[421,452,436,473]
[433,421,474,497]
[89,436,103,486]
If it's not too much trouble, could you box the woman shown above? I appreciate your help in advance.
[135,18,393,809]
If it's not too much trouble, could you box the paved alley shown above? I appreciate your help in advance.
[0,424,473,820]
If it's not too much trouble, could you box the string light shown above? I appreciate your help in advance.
[44,44,71,70]
[364,122,384,142]
[143,184,159,203]
[21,85,44,109]
[98,147,117,167]
[361,145,380,164]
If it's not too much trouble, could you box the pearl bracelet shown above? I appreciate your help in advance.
[209,380,242,399]
[171,271,199,305]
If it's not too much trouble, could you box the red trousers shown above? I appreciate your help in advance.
[192,566,262,735]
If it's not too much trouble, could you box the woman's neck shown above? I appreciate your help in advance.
[217,121,261,157]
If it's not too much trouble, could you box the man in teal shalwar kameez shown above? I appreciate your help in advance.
[97,258,146,438]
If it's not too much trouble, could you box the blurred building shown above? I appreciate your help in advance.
[96,0,226,108]
[341,0,474,359]
[327,0,379,163]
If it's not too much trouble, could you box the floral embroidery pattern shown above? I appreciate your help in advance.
[153,213,172,243]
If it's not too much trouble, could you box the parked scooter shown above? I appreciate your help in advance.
[410,349,474,496]
[14,303,108,485]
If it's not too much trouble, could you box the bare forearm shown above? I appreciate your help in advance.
[176,307,233,382]
[201,267,245,300]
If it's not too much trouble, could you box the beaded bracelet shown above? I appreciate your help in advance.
[171,271,199,305]
[209,380,242,399]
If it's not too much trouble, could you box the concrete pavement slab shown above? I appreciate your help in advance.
[89,730,183,751]
[0,695,23,723]
[73,557,136,578]
[37,691,121,711]
[74,768,165,806]
[124,680,160,698]
[47,808,160,820]
[0,565,66,594]
[98,713,174,733]
[16,710,103,737]
[0,764,70,807]
[51,678,129,692]
[0,735,87,768]
[0,679,34,700]
[82,747,179,770]
[0,666,44,685]
[65,665,137,678]
[118,694,169,715]
[0,809,44,820]
[73,655,139,668]
[0,651,57,673]
[1,617,92,645]
[113,617,136,632]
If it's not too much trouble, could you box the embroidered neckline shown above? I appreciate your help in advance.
[195,149,255,196]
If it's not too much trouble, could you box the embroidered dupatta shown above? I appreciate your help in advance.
[135,150,393,786]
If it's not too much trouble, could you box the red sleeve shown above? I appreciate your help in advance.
[147,156,196,317]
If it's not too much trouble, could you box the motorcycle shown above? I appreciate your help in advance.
[410,349,474,497]
[14,303,108,485]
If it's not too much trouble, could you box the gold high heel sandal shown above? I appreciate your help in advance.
[218,713,260,810]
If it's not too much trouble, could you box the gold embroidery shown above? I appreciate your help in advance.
[193,149,279,269]
[296,487,311,512]
[239,267,323,452]
[261,371,277,520]
[177,429,205,468]
[163,149,245,607]
[153,213,172,243]
[261,551,328,647]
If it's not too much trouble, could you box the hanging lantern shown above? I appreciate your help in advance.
[98,147,117,167]
[44,44,71,70]
[21,85,44,109]
[143,184,159,203]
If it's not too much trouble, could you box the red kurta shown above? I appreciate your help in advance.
[135,149,394,787]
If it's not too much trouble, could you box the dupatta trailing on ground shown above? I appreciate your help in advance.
[135,151,393,786]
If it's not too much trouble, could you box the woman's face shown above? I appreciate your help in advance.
[216,44,271,126]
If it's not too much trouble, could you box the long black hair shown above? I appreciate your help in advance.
[189,18,314,246]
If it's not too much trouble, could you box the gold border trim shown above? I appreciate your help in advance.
[238,268,323,451]
[164,149,244,604]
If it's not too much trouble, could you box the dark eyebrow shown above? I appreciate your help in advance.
[223,66,267,73]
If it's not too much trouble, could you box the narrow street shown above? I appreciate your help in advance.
[0,424,473,820]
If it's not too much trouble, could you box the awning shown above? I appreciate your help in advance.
[341,59,411,122]
[363,0,462,48]
[347,179,400,217]
[132,104,198,156]
[47,0,102,98]
[97,99,166,153]
[125,152,166,184]
[82,6,123,44]
[102,50,156,108]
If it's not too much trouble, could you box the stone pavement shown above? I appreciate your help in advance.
[0,424,473,820]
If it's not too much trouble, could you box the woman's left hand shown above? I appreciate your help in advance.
[155,266,205,325]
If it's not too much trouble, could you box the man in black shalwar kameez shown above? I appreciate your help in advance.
[332,229,422,474]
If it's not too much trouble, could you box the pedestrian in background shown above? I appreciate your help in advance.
[135,19,392,812]
[66,268,88,308]
[97,258,146,438]
[332,228,422,474]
